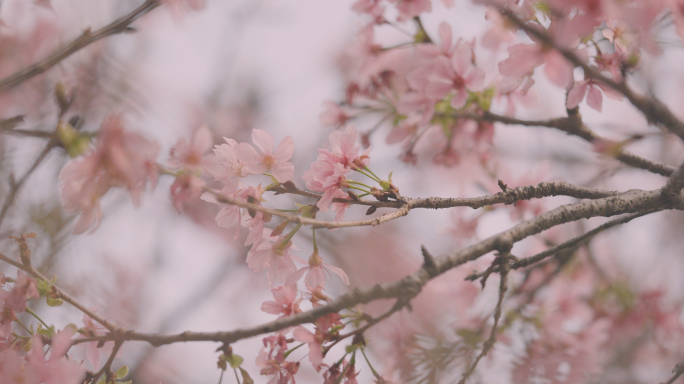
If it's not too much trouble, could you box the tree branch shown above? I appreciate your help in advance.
[0,0,160,92]
[498,6,684,142]
[27,186,670,349]
[448,111,676,177]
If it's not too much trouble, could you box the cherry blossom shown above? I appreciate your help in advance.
[566,77,624,112]
[236,129,295,183]
[22,330,85,384]
[261,284,302,318]
[286,246,350,290]
[168,125,213,173]
[293,326,325,370]
[303,125,369,211]
[498,43,575,88]
[210,137,250,193]
[387,0,432,21]
[59,115,159,234]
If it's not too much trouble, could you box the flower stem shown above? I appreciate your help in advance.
[361,348,381,378]
[283,342,305,359]
[347,180,374,189]
[355,168,381,183]
[14,318,32,335]
[25,307,49,329]
[364,166,382,182]
[346,185,371,194]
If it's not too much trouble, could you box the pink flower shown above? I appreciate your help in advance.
[498,43,575,88]
[566,78,624,112]
[211,137,250,193]
[331,190,353,221]
[286,248,350,290]
[168,125,213,173]
[169,174,205,213]
[4,271,39,313]
[59,115,159,234]
[246,230,301,286]
[482,7,516,50]
[320,101,350,127]
[425,41,485,109]
[293,326,325,370]
[261,284,302,318]
[79,310,115,370]
[236,129,295,183]
[303,126,368,211]
[201,184,266,241]
[387,0,432,21]
[23,330,85,384]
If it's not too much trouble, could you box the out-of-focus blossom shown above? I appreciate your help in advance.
[22,330,85,384]
[425,41,485,109]
[566,77,624,112]
[170,174,205,213]
[59,115,159,234]
[168,125,213,173]
[79,310,115,371]
[3,271,38,314]
[482,7,516,50]
[498,43,576,88]
[387,0,432,21]
[320,101,351,127]
[236,129,295,183]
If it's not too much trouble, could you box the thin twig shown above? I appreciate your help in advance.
[660,362,684,384]
[459,253,510,384]
[90,340,123,384]
[0,0,160,92]
[445,111,676,177]
[0,139,58,228]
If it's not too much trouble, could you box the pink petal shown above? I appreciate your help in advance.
[293,327,315,343]
[451,42,473,75]
[193,126,213,153]
[586,85,603,112]
[261,301,285,314]
[274,136,294,162]
[465,67,485,91]
[438,22,452,53]
[543,51,574,88]
[251,129,274,154]
[308,341,324,368]
[450,89,469,109]
[325,264,350,285]
[235,143,261,166]
[304,266,326,289]
[425,80,453,100]
[87,342,100,370]
[285,267,308,285]
[566,81,588,109]
[271,162,295,183]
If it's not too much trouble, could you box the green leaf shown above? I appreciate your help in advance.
[38,328,55,337]
[119,381,133,384]
[115,366,129,379]
[226,354,244,369]
[239,368,254,384]
[46,297,63,307]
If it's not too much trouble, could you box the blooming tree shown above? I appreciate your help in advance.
[1,0,684,383]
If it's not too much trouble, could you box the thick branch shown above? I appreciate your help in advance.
[0,0,160,92]
[48,187,670,348]
[207,181,620,230]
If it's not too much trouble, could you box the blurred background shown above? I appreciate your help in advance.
[1,0,684,383]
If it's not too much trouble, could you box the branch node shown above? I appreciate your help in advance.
[420,245,438,277]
